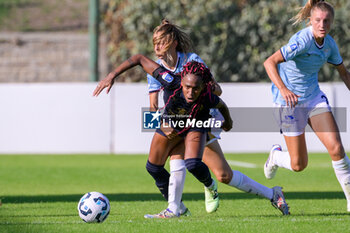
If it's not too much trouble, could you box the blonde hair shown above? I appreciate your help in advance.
[152,19,193,63]
[291,0,334,25]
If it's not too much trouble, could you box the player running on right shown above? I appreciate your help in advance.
[263,0,350,212]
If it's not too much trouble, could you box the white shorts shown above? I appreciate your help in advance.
[206,108,223,145]
[273,91,331,137]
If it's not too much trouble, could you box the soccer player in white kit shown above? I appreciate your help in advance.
[263,0,350,212]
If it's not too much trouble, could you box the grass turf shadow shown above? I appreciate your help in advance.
[0,191,345,204]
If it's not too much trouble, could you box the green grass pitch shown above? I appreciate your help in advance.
[0,153,349,233]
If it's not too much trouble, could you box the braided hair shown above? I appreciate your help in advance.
[181,61,213,86]
[162,61,215,134]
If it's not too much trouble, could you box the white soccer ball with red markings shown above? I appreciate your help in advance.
[77,191,110,223]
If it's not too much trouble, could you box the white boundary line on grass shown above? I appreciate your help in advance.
[227,160,258,168]
[227,160,331,168]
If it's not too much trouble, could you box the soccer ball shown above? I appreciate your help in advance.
[77,191,110,223]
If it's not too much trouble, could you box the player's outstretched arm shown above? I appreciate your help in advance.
[93,54,160,96]
[216,99,233,132]
[335,63,350,91]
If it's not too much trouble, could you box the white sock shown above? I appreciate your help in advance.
[229,170,273,200]
[332,154,350,210]
[167,159,186,215]
[273,150,293,171]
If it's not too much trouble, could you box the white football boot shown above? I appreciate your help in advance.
[264,144,282,179]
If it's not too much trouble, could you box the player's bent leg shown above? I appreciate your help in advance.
[284,134,308,172]
[203,140,232,184]
[184,131,219,213]
[204,141,284,213]
[264,133,308,178]
[201,140,229,213]
[263,142,305,177]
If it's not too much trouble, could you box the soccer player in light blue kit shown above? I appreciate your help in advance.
[264,0,350,212]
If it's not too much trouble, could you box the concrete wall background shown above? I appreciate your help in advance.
[0,82,348,154]
[0,32,107,82]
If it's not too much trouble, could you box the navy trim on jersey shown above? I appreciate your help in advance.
[328,60,343,66]
[149,89,161,93]
[280,48,286,62]
[313,39,324,50]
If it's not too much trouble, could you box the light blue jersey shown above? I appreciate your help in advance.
[272,26,343,104]
[147,52,205,93]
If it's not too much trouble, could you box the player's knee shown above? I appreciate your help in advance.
[328,142,344,159]
[215,170,232,184]
[291,163,307,172]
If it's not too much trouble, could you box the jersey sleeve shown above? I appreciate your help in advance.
[152,66,180,90]
[188,53,205,65]
[280,35,309,61]
[147,73,162,93]
[327,41,343,66]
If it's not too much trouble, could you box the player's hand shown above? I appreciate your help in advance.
[280,87,300,108]
[210,81,222,96]
[160,123,178,140]
[221,118,233,132]
[93,72,116,96]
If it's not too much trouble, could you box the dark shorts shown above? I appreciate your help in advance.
[155,127,210,140]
